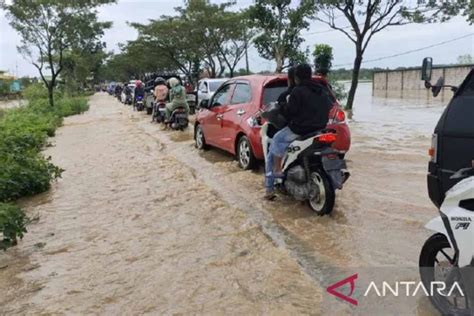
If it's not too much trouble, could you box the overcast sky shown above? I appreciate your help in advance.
[0,0,473,77]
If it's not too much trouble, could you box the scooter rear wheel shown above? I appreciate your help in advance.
[307,171,335,216]
[419,233,470,315]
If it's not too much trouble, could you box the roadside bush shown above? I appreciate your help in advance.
[0,203,27,250]
[22,83,61,101]
[0,84,89,248]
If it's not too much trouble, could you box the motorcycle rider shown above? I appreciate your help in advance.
[264,63,332,200]
[154,77,169,103]
[165,77,189,122]
[114,83,123,101]
[124,84,132,104]
[133,80,145,111]
[152,77,169,122]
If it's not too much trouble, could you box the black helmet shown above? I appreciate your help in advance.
[155,77,165,85]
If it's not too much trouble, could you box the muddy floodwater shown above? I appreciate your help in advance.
[0,83,448,314]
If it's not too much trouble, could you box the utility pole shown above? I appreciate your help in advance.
[245,43,249,75]
[244,30,250,75]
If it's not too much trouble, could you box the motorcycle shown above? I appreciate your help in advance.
[125,94,132,105]
[419,167,474,315]
[152,101,167,123]
[166,107,189,130]
[135,95,144,111]
[260,106,350,215]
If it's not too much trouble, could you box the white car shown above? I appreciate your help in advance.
[196,78,228,107]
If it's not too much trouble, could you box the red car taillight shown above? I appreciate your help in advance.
[315,133,337,144]
[335,109,346,122]
[328,108,346,124]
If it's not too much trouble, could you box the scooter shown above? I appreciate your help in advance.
[419,167,474,315]
[166,107,189,131]
[125,94,132,105]
[152,101,167,123]
[135,95,144,111]
[260,114,349,215]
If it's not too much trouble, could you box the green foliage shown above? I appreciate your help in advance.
[0,84,88,249]
[247,0,316,73]
[3,0,114,106]
[331,68,380,81]
[115,0,252,81]
[329,80,348,103]
[0,80,12,96]
[457,54,473,65]
[313,44,333,76]
[0,203,27,250]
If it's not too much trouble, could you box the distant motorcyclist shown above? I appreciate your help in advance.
[154,77,169,103]
[134,80,145,111]
[151,77,169,122]
[165,77,189,122]
[114,84,123,101]
[264,63,332,200]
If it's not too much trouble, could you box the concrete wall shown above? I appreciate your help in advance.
[373,65,473,102]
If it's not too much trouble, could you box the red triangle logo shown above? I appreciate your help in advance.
[326,273,359,306]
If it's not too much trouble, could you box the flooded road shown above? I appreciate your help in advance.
[0,86,446,314]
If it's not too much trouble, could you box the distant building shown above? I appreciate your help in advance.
[0,70,16,80]
[372,64,474,102]
[0,70,22,94]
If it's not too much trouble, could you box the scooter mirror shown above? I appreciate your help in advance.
[421,57,433,82]
[432,77,445,97]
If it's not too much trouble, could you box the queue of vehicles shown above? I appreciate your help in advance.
[103,58,474,314]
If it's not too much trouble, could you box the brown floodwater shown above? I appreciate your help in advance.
[0,86,448,314]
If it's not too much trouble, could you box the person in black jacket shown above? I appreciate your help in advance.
[264,63,332,200]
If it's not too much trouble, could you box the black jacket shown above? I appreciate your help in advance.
[135,86,145,98]
[281,80,332,135]
[277,86,294,106]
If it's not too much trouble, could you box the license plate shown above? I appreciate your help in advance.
[158,108,166,112]
[175,114,187,119]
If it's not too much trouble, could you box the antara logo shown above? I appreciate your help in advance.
[326,274,359,306]
[327,274,465,306]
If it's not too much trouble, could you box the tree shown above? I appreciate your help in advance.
[312,44,347,101]
[457,54,473,65]
[131,0,251,80]
[62,42,108,94]
[316,0,470,109]
[176,0,253,78]
[175,0,231,78]
[213,12,255,77]
[313,44,333,76]
[3,0,114,106]
[247,0,316,73]
[131,16,201,79]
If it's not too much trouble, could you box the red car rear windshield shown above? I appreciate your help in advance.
[262,81,288,107]
[262,79,336,108]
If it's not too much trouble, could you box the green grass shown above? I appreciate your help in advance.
[0,84,90,249]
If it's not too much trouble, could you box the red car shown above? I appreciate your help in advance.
[194,75,351,169]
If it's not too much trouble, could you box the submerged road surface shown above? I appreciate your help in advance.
[1,93,441,314]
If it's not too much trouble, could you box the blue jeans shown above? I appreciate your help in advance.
[265,127,299,192]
